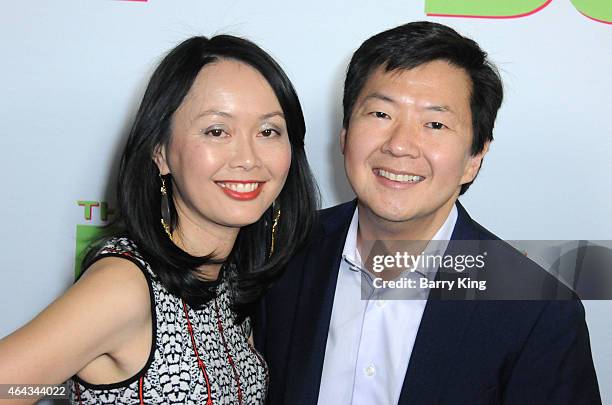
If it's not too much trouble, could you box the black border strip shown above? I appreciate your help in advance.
[72,252,158,391]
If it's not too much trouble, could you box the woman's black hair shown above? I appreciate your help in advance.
[84,35,319,312]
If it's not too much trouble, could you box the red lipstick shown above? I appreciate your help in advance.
[215,181,265,201]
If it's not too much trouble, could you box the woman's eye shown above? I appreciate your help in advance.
[371,111,390,119]
[260,128,280,137]
[426,122,447,130]
[204,128,226,137]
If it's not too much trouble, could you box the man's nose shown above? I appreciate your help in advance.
[381,120,421,158]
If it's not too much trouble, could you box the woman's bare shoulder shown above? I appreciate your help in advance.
[0,256,152,387]
[78,255,152,314]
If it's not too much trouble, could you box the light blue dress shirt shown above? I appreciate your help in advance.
[317,205,458,405]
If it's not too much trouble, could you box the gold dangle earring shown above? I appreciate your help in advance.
[159,174,174,241]
[269,202,281,257]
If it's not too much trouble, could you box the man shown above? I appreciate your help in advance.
[254,21,600,404]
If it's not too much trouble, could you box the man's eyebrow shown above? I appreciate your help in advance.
[424,105,455,114]
[361,92,397,104]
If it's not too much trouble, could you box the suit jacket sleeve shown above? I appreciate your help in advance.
[503,300,601,404]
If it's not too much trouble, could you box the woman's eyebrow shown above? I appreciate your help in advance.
[260,111,285,120]
[195,110,285,120]
[198,109,233,118]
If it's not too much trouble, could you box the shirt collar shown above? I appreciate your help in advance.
[341,204,459,275]
[341,204,362,265]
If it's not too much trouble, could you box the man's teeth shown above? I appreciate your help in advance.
[218,182,260,192]
[377,169,423,183]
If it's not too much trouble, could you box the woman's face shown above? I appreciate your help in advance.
[154,59,291,234]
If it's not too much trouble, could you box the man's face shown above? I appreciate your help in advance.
[341,60,488,233]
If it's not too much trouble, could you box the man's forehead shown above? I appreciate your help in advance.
[357,61,472,107]
[369,60,470,84]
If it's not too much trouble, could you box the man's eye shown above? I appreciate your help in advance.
[260,128,280,137]
[204,128,225,137]
[371,111,390,119]
[426,122,447,130]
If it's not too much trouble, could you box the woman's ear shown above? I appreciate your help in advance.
[153,144,170,175]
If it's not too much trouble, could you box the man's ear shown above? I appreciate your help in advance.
[153,144,170,175]
[340,127,347,154]
[461,141,490,185]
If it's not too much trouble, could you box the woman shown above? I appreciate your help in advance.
[0,35,318,404]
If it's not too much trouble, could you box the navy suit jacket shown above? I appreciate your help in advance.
[253,201,601,405]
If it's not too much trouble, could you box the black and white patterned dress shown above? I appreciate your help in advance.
[69,237,268,404]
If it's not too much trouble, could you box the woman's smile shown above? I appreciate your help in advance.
[215,180,266,200]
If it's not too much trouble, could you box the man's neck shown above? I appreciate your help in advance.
[355,201,457,280]
[356,202,455,244]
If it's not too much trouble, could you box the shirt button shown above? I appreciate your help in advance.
[376,300,386,308]
[365,364,376,376]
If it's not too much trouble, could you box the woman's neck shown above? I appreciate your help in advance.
[172,208,239,281]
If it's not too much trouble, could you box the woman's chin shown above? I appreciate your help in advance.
[218,211,268,229]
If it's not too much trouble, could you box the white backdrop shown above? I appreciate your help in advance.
[1,0,610,401]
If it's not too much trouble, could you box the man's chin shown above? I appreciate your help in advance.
[373,212,417,224]
[361,202,419,224]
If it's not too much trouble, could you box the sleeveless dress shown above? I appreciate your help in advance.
[69,237,268,404]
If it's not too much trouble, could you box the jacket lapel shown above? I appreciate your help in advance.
[283,201,356,405]
[397,202,481,404]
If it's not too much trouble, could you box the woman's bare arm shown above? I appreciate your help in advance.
[0,257,151,402]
